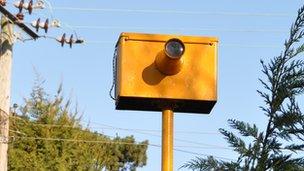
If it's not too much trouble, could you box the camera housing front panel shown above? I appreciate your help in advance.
[115,32,218,114]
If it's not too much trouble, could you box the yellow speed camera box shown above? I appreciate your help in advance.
[114,32,218,114]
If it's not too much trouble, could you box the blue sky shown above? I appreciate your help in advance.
[8,0,304,170]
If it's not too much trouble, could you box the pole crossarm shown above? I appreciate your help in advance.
[0,5,38,39]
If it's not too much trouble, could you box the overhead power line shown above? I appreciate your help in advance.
[19,37,283,49]
[10,135,227,150]
[80,120,229,149]
[8,128,228,151]
[10,116,219,135]
[37,123,219,135]
[173,148,233,161]
[52,7,293,17]
[10,116,228,149]
[11,136,234,161]
[69,25,286,33]
[20,36,282,49]
[84,40,282,49]
[12,136,152,146]
[220,43,281,48]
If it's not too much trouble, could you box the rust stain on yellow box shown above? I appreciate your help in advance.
[115,32,218,114]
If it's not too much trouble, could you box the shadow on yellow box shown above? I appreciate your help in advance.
[114,32,218,114]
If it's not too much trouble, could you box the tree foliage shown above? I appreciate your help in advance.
[8,80,148,171]
[182,4,304,171]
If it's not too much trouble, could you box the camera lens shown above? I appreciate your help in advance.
[165,39,185,59]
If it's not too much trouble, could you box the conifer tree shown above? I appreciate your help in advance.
[182,4,304,171]
[8,80,148,170]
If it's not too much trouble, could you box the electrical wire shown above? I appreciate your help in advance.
[79,120,229,149]
[68,25,286,33]
[17,35,282,49]
[41,0,54,19]
[9,124,230,151]
[10,116,228,150]
[10,136,235,161]
[84,120,218,135]
[108,127,225,149]
[173,148,233,161]
[61,22,79,39]
[52,7,293,17]
[9,134,228,150]
[220,43,281,48]
[49,127,223,149]
[11,119,220,135]
[16,116,304,151]
[84,40,282,49]
[11,136,152,146]
[12,115,221,136]
[109,46,117,100]
[7,134,236,162]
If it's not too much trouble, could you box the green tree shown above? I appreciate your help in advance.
[182,5,304,171]
[8,80,148,171]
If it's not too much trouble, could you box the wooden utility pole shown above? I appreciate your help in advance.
[0,15,13,171]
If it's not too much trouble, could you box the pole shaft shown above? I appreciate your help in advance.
[0,15,13,171]
[162,109,173,171]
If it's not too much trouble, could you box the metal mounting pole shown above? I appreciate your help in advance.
[162,109,173,171]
